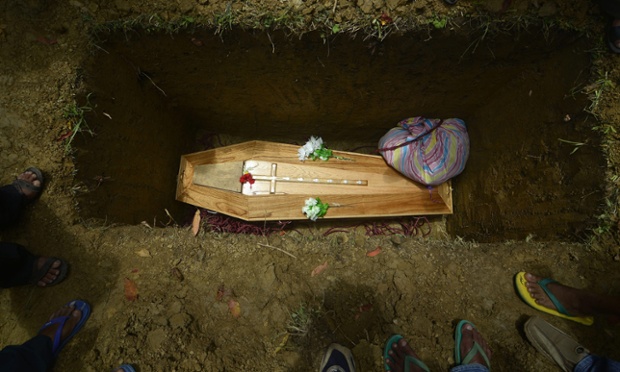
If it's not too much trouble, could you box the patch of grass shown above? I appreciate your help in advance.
[287,304,319,337]
[88,14,162,39]
[430,15,448,29]
[166,15,200,33]
[254,9,306,34]
[591,196,617,237]
[557,138,587,155]
[593,123,617,135]
[583,72,615,117]
[61,93,95,154]
[215,3,234,34]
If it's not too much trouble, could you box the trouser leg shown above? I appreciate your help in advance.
[0,335,53,372]
[574,354,620,372]
[0,242,35,288]
[0,184,23,228]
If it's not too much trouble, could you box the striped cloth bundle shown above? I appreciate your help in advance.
[378,117,470,186]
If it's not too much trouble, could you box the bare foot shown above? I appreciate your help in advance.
[13,169,42,199]
[34,257,62,287]
[385,337,428,372]
[39,303,82,345]
[524,273,592,316]
[457,323,491,368]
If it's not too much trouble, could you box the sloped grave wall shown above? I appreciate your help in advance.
[73,27,605,242]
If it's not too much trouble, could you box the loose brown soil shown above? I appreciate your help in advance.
[1,1,620,371]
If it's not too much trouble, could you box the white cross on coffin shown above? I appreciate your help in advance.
[241,160,368,195]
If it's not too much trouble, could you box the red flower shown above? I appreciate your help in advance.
[239,173,255,184]
[379,13,392,26]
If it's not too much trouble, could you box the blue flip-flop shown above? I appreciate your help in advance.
[38,300,91,358]
[115,364,136,372]
[454,320,490,369]
[383,334,430,372]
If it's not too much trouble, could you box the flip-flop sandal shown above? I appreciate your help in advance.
[114,365,136,372]
[608,19,620,54]
[514,272,594,326]
[524,316,589,372]
[454,320,490,369]
[383,335,430,372]
[319,343,356,372]
[38,300,91,358]
[12,166,44,200]
[30,257,69,287]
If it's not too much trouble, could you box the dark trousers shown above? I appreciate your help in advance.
[0,184,22,227]
[0,241,36,288]
[0,335,53,372]
[0,184,52,370]
[0,184,33,288]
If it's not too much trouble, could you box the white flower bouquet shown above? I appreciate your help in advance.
[298,136,334,161]
[298,136,354,162]
[302,197,329,221]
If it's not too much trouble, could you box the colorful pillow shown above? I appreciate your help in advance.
[378,117,470,186]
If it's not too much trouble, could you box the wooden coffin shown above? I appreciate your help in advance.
[176,140,452,221]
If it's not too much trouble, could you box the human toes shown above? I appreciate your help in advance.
[460,324,490,368]
[389,338,424,372]
[18,171,41,186]
[391,338,417,359]
[38,270,60,286]
[524,272,543,283]
[40,304,79,340]
[35,258,61,286]
[387,347,404,370]
[49,304,75,320]
[524,273,547,293]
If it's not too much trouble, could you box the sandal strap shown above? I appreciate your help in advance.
[12,179,41,193]
[30,257,54,285]
[29,257,68,286]
[39,316,70,354]
[461,342,491,369]
[537,278,570,316]
[12,167,44,196]
[404,355,430,372]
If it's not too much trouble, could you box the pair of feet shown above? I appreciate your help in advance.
[385,322,491,371]
[11,168,66,287]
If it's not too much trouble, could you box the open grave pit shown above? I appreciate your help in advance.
[72,26,606,242]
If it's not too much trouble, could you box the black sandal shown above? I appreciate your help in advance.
[30,257,69,287]
[12,166,44,200]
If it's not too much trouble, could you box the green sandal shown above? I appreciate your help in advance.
[454,320,491,370]
[384,334,430,372]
